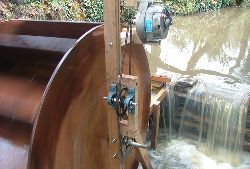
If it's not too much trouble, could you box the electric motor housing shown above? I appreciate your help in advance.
[136,2,172,43]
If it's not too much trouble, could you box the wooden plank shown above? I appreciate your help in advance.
[135,134,153,169]
[125,0,137,8]
[0,34,76,53]
[150,88,166,109]
[120,123,136,138]
[151,75,171,90]
[151,75,171,83]
[151,103,161,149]
[121,74,138,136]
[104,0,122,168]
[121,74,138,88]
[121,74,152,168]
[149,88,166,149]
[150,88,166,149]
[0,19,99,39]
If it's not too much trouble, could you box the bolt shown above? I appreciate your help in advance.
[112,139,116,143]
[130,101,137,106]
[109,42,113,47]
[103,97,107,100]
[112,153,117,158]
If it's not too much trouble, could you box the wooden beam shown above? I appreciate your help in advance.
[151,75,171,83]
[104,0,122,168]
[150,88,167,149]
[151,102,161,149]
[125,0,137,8]
[150,88,166,110]
[135,134,153,169]
[151,74,171,90]
[120,74,138,136]
[120,123,137,138]
[121,74,153,169]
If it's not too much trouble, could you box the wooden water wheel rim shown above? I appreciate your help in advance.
[0,20,151,169]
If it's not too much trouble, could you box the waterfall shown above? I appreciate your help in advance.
[167,81,250,165]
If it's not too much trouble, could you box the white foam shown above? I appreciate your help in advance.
[143,139,250,169]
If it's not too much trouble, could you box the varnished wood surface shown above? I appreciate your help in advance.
[0,116,31,169]
[0,20,100,169]
[0,34,77,53]
[0,20,100,39]
[104,0,123,168]
[0,74,45,124]
[0,20,151,169]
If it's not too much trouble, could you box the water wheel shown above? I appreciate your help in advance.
[0,20,150,169]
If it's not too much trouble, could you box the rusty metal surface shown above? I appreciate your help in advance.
[0,20,151,169]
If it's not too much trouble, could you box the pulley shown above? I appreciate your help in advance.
[136,0,172,43]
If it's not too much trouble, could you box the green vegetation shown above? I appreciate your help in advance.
[0,0,88,21]
[0,0,249,21]
[163,0,250,15]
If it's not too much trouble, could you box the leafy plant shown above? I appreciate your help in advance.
[1,0,249,21]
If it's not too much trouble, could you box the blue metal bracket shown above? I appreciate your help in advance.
[124,88,136,114]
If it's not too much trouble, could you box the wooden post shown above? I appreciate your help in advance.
[104,0,122,168]
[151,102,161,149]
[120,74,138,131]
[121,74,153,169]
[104,0,153,168]
[150,75,170,148]
[135,134,153,169]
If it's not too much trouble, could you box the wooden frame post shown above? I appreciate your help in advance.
[104,0,122,168]
[104,0,153,168]
[121,74,153,169]
[150,75,170,149]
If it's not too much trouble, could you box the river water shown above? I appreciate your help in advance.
[143,7,250,169]
[146,7,250,87]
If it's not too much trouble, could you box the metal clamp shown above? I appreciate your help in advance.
[104,85,137,115]
[105,84,118,109]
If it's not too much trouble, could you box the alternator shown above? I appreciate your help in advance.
[136,0,172,43]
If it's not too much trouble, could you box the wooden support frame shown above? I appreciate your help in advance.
[104,0,153,168]
[125,0,137,8]
[151,74,171,91]
[150,74,170,149]
[121,74,153,169]
[150,89,166,149]
[151,102,161,149]
[120,74,138,136]
[104,0,122,168]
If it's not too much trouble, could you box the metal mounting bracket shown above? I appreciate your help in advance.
[124,88,136,114]
[106,84,118,109]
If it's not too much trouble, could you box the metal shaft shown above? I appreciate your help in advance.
[127,140,150,149]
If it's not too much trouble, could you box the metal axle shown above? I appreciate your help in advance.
[127,139,149,149]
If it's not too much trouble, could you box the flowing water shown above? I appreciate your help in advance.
[143,7,250,169]
[146,7,250,85]
[178,83,250,165]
